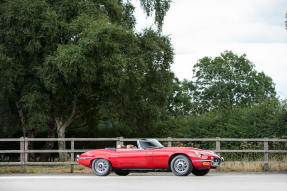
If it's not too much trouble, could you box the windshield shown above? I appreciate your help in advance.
[138,139,164,149]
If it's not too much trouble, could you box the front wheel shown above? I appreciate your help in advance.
[192,169,209,176]
[114,169,130,176]
[92,159,112,176]
[170,155,192,176]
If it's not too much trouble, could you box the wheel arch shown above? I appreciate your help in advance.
[90,157,113,168]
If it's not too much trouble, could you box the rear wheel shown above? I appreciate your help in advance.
[192,169,209,176]
[92,159,112,176]
[170,155,192,176]
[114,169,130,176]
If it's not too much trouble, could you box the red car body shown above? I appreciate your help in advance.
[77,139,223,176]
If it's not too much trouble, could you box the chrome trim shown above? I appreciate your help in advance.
[77,157,92,160]
[137,140,143,150]
[192,160,212,162]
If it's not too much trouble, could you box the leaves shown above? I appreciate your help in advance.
[192,51,276,112]
[0,0,173,137]
[140,0,171,31]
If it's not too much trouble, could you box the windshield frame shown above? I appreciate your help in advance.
[137,139,164,150]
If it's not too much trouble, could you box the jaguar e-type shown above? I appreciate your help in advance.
[77,138,224,176]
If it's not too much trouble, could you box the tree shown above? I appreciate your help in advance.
[115,29,174,137]
[166,78,196,116]
[192,51,276,113]
[0,0,173,160]
[0,0,58,138]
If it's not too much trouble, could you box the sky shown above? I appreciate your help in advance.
[133,0,287,99]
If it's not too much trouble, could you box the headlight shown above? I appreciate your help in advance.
[194,151,208,159]
[194,151,201,158]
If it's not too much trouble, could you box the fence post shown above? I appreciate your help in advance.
[20,137,26,172]
[116,137,124,147]
[116,137,120,147]
[24,137,28,172]
[216,137,221,156]
[264,138,269,171]
[70,139,74,173]
[24,137,28,165]
[216,137,221,171]
[167,137,172,147]
[120,137,124,145]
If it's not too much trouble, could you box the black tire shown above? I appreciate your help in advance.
[170,155,192,176]
[114,169,130,176]
[91,158,112,176]
[192,169,209,176]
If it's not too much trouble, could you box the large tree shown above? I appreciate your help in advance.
[0,0,173,160]
[0,0,58,138]
[192,51,276,113]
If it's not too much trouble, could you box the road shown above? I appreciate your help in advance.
[0,172,286,191]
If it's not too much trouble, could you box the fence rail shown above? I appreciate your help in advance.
[0,137,286,172]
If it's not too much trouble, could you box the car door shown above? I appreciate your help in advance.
[114,149,153,168]
[151,148,170,168]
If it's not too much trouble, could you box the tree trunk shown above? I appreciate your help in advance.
[56,118,67,162]
[40,114,56,162]
[27,128,36,161]
[15,101,26,137]
[54,100,93,162]
[15,101,36,161]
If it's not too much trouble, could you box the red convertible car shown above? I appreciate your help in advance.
[77,139,224,176]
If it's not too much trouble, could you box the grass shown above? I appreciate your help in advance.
[0,163,287,174]
[215,163,287,172]
[0,165,92,174]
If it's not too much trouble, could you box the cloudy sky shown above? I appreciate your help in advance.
[133,0,287,99]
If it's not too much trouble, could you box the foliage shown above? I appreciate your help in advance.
[166,78,196,116]
[0,0,58,136]
[114,29,174,137]
[0,0,173,139]
[0,0,286,142]
[169,98,287,138]
[140,0,171,31]
[192,51,276,113]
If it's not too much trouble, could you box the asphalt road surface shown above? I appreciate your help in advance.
[0,172,286,191]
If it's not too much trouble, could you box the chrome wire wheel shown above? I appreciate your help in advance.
[174,159,188,173]
[92,159,111,176]
[170,155,192,176]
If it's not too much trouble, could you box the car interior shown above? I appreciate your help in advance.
[108,139,164,150]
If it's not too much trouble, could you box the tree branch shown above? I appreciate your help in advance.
[62,100,77,129]
[72,106,96,121]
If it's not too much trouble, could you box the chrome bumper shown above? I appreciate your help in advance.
[76,154,92,160]
[211,157,224,167]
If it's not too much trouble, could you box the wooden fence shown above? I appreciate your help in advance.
[0,137,286,173]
